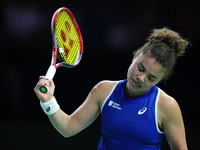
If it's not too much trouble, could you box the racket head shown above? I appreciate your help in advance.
[51,7,83,68]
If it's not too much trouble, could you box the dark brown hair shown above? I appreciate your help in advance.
[134,27,189,81]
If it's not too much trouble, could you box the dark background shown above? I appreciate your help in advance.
[0,0,199,149]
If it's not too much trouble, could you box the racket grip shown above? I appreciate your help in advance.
[45,65,56,79]
[39,65,56,93]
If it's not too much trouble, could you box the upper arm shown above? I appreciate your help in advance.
[159,94,187,150]
[68,81,114,135]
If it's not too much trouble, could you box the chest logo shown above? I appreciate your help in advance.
[108,101,122,110]
[138,107,147,115]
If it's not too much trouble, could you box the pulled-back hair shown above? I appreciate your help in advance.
[134,27,189,81]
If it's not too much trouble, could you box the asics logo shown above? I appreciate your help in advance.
[138,107,147,115]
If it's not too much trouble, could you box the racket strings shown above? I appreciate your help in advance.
[56,11,81,65]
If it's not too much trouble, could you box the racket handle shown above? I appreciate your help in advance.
[39,86,49,93]
[40,65,56,93]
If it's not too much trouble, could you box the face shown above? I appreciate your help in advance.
[126,53,166,98]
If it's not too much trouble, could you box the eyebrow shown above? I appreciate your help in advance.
[139,62,158,79]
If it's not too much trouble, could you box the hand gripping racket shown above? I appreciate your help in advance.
[40,7,83,93]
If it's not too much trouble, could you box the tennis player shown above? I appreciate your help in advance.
[34,27,189,150]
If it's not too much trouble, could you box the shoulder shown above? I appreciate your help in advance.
[158,89,183,127]
[91,80,119,96]
[158,89,180,115]
[95,80,119,90]
[90,80,120,105]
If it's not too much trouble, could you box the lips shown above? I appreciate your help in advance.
[131,79,141,88]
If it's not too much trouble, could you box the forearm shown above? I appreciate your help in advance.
[170,145,188,150]
[35,78,85,137]
[48,109,76,138]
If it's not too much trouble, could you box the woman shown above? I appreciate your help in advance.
[34,27,189,150]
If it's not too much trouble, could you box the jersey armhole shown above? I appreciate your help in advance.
[155,88,165,134]
[101,81,120,113]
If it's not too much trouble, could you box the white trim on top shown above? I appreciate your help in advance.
[155,88,164,134]
[101,81,120,113]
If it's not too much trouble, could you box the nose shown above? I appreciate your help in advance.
[137,72,146,83]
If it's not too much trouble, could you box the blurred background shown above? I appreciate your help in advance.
[0,0,199,149]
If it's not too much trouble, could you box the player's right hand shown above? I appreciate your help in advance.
[34,76,55,103]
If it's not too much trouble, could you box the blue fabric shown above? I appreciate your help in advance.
[98,80,164,150]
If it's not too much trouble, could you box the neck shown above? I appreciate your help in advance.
[124,83,151,98]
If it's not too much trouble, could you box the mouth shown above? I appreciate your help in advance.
[131,79,141,88]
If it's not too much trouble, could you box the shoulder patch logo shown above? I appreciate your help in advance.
[108,101,113,106]
[108,100,121,110]
[138,107,147,115]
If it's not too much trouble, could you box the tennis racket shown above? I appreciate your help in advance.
[39,7,83,93]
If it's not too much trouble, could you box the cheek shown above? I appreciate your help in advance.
[127,67,131,78]
[145,79,160,87]
[127,64,135,77]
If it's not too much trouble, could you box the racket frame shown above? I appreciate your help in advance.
[51,7,83,69]
[40,7,83,93]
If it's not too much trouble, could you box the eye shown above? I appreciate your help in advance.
[148,76,153,81]
[148,75,156,82]
[138,66,145,72]
[137,62,145,72]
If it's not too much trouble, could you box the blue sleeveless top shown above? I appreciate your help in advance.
[98,80,164,150]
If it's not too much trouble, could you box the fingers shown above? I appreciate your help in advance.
[39,76,46,80]
[34,76,54,93]
[36,77,51,88]
[34,76,55,103]
[40,78,51,87]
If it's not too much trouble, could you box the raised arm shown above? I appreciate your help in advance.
[34,76,101,137]
[158,92,188,150]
